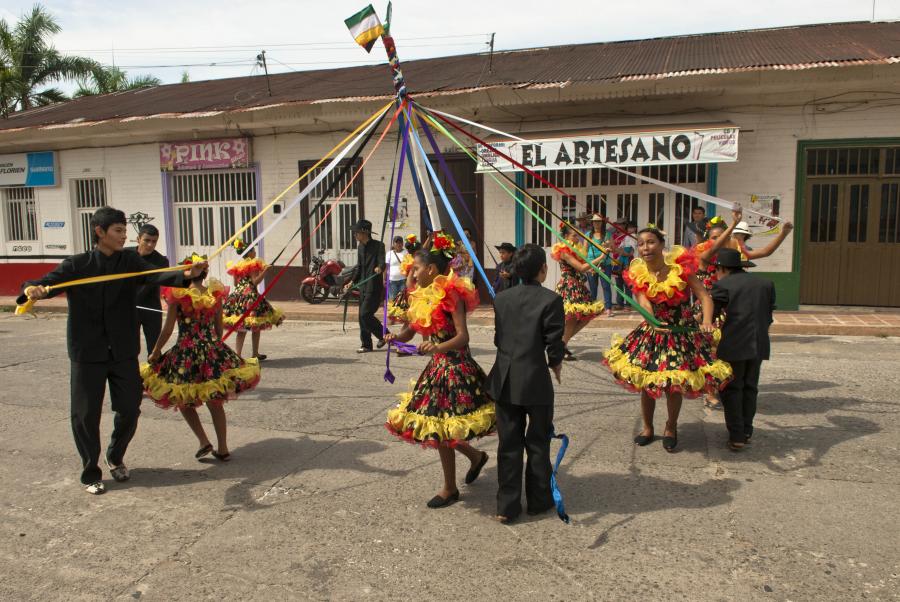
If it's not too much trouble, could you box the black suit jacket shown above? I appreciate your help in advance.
[711,270,776,362]
[20,249,185,363]
[353,238,386,294]
[127,247,169,308]
[487,282,565,406]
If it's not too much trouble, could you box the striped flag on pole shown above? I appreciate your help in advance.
[345,5,385,53]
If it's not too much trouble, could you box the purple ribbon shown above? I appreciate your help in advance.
[384,111,412,384]
[390,341,421,355]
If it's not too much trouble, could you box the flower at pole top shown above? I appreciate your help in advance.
[431,231,456,259]
[180,252,208,266]
[233,238,248,253]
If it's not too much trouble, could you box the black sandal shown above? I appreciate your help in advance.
[195,444,213,459]
[465,452,489,485]
[662,433,678,452]
[426,490,459,508]
[633,432,654,446]
[563,347,577,361]
[211,451,231,462]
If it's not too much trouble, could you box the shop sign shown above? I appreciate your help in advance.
[746,194,783,235]
[159,138,250,171]
[476,127,738,172]
[44,221,65,228]
[0,151,59,187]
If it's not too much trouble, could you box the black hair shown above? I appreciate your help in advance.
[138,224,160,238]
[404,239,423,254]
[90,207,126,244]
[393,236,403,245]
[414,249,451,274]
[692,206,706,214]
[707,220,728,233]
[510,243,546,283]
[637,227,666,244]
[559,223,573,237]
[186,269,209,285]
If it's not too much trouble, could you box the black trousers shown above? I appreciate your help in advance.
[137,307,162,357]
[496,400,554,518]
[358,288,384,349]
[720,358,763,443]
[70,356,143,484]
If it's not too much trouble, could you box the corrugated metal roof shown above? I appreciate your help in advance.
[2,20,899,133]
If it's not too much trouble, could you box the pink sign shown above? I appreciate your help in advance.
[159,138,250,171]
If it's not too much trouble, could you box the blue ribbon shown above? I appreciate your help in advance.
[403,105,496,299]
[550,427,570,524]
[383,111,411,385]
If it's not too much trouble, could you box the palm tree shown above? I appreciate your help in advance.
[0,4,99,116]
[74,66,161,97]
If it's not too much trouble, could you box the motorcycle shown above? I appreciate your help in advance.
[299,250,359,304]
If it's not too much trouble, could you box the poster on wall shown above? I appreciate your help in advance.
[476,127,739,172]
[0,151,59,187]
[746,194,783,236]
[159,138,250,171]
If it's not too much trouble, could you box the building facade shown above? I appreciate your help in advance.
[2,22,899,308]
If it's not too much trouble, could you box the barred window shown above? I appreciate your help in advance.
[3,187,38,241]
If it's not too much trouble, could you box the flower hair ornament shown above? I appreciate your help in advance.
[405,234,417,244]
[646,223,668,237]
[232,238,248,253]
[705,215,726,231]
[430,231,456,259]
[180,252,208,268]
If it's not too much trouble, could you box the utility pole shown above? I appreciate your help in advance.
[488,33,496,73]
[257,50,272,96]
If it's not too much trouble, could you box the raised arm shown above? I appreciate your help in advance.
[745,222,794,260]
[698,209,742,263]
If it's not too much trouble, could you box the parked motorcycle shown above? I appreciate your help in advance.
[299,250,359,304]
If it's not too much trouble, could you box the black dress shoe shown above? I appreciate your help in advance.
[464,452,488,485]
[356,347,373,354]
[426,490,460,508]
[633,433,654,446]
[376,339,387,349]
[662,435,678,452]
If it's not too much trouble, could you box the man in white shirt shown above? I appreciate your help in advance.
[386,236,408,299]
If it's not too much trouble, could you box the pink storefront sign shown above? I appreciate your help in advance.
[159,138,250,171]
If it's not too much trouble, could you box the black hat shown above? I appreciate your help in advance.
[350,219,372,233]
[495,242,516,253]
[712,248,756,269]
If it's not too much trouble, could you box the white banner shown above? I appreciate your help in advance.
[476,127,738,172]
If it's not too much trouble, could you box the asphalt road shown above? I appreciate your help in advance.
[1,314,897,601]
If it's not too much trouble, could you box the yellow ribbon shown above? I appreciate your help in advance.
[16,101,395,316]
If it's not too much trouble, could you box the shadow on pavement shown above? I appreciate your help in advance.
[256,356,358,369]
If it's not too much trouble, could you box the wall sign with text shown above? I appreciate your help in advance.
[0,151,59,187]
[159,138,250,171]
[476,128,739,172]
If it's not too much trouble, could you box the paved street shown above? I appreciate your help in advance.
[1,314,898,601]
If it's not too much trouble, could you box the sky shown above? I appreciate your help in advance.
[2,0,899,90]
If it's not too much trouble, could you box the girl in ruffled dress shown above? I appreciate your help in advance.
[384,232,495,508]
[387,234,422,326]
[142,255,260,461]
[551,223,606,360]
[222,240,284,360]
[603,227,731,452]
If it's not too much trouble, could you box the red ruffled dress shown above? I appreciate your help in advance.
[222,258,284,331]
[385,271,496,447]
[602,246,732,399]
[551,242,605,321]
[140,280,260,409]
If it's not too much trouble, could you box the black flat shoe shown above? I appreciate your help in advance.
[563,347,578,361]
[376,339,387,349]
[356,347,373,354]
[211,451,231,462]
[195,443,213,459]
[662,435,678,452]
[426,490,459,508]
[465,452,489,485]
[633,433,654,446]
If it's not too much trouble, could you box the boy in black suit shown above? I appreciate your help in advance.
[129,224,170,357]
[20,207,205,494]
[711,248,776,451]
[487,244,566,523]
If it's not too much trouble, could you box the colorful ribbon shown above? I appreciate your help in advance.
[550,428,570,524]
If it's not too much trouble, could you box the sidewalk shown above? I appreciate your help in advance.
[4,296,899,336]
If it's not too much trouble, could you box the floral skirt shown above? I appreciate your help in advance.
[223,288,284,331]
[602,322,732,399]
[556,272,604,321]
[141,341,260,410]
[386,348,496,447]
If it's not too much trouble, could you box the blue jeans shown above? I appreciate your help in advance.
[598,265,613,309]
[587,273,599,301]
[388,279,405,299]
[613,272,629,307]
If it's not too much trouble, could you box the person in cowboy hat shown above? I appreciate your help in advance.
[493,242,517,293]
[710,248,776,451]
[346,219,387,353]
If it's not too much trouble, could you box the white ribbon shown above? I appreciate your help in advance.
[240,106,390,257]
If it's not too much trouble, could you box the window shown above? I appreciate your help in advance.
[806,147,881,177]
[72,178,107,252]
[561,195,578,223]
[847,184,869,243]
[616,193,638,222]
[886,148,900,175]
[809,184,839,243]
[298,159,362,258]
[171,170,258,248]
[530,195,553,246]
[525,169,587,189]
[674,193,702,246]
[3,187,37,241]
[648,192,665,230]
[880,183,900,243]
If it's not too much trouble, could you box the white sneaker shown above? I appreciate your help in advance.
[106,459,130,482]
